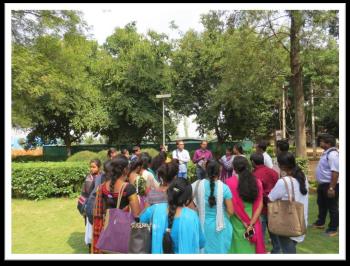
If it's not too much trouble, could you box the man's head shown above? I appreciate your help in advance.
[200,140,208,150]
[132,146,141,157]
[318,133,336,150]
[107,148,118,160]
[256,140,268,153]
[176,140,185,151]
[276,139,289,154]
[250,153,264,168]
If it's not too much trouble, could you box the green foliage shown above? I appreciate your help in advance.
[96,150,109,163]
[66,151,99,162]
[296,157,309,177]
[12,162,88,200]
[12,155,43,163]
[141,148,159,158]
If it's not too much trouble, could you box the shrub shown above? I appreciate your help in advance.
[96,150,109,163]
[66,151,99,162]
[296,157,309,177]
[12,155,43,162]
[12,162,88,200]
[141,148,159,158]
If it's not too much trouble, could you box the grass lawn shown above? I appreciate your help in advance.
[12,193,339,254]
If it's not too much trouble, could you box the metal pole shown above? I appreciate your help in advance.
[311,83,316,159]
[282,83,286,139]
[162,99,165,148]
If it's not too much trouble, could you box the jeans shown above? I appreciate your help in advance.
[260,214,281,254]
[196,166,207,180]
[278,236,297,254]
[316,183,339,231]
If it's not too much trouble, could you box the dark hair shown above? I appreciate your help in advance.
[206,159,220,208]
[105,156,129,207]
[233,156,258,203]
[200,140,208,145]
[107,148,117,158]
[317,133,336,147]
[103,160,113,180]
[234,143,244,154]
[176,140,184,145]
[90,159,102,168]
[163,178,193,254]
[277,152,308,195]
[226,146,233,153]
[257,140,268,152]
[140,153,152,169]
[157,161,179,185]
[132,146,141,153]
[128,158,143,176]
[276,139,289,153]
[121,148,129,155]
[250,153,264,166]
[151,151,167,173]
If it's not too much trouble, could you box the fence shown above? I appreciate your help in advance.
[43,139,254,161]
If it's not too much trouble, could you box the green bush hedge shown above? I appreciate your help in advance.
[296,157,309,177]
[12,155,43,162]
[12,162,88,200]
[141,148,159,158]
[66,151,100,162]
[96,150,109,163]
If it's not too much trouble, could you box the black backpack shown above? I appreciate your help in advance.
[85,174,106,224]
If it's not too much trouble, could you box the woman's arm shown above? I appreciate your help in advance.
[224,198,234,216]
[249,199,263,227]
[129,194,141,217]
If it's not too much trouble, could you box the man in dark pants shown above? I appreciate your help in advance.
[313,133,339,237]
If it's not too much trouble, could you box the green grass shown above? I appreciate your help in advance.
[12,194,339,254]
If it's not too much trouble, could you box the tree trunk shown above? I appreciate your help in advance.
[65,138,72,157]
[290,11,307,158]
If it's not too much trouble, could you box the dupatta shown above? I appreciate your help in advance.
[225,175,266,254]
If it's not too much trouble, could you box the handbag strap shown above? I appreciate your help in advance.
[116,182,127,209]
[288,176,296,202]
[281,177,292,202]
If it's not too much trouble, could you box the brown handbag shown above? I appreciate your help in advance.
[267,177,306,237]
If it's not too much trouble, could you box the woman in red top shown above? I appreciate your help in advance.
[92,155,141,254]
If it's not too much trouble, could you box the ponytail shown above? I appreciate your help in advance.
[292,166,308,195]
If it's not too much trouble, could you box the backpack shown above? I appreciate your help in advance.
[86,174,106,224]
[326,147,339,161]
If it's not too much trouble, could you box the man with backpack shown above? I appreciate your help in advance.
[313,133,339,237]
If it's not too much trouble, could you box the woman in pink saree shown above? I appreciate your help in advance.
[225,156,266,254]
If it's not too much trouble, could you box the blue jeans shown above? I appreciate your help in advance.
[260,214,281,254]
[196,166,206,180]
[278,236,297,254]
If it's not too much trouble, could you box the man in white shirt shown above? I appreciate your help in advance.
[256,140,273,169]
[172,140,191,179]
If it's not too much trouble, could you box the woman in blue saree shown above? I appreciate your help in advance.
[140,178,205,254]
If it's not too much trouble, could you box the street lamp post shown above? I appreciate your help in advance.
[156,94,171,148]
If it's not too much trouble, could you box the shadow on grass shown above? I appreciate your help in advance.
[67,232,88,254]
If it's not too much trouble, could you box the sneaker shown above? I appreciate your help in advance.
[325,229,338,237]
[312,222,325,229]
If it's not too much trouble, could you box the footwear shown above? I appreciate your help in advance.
[312,222,325,229]
[325,229,338,237]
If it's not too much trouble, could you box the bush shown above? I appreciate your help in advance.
[66,151,99,162]
[96,150,109,163]
[141,148,159,158]
[296,157,309,177]
[12,162,88,200]
[12,155,43,162]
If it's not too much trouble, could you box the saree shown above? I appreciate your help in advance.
[225,175,266,254]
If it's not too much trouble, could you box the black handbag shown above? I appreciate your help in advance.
[128,222,152,254]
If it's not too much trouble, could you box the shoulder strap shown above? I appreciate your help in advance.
[288,176,296,201]
[281,177,292,202]
[326,147,338,161]
[116,182,128,209]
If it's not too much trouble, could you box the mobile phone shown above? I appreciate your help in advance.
[244,227,255,239]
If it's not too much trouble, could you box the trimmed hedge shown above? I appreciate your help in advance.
[12,162,88,200]
[141,148,159,158]
[12,155,43,162]
[66,151,100,162]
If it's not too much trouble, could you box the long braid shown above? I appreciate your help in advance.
[209,175,216,208]
[163,202,177,254]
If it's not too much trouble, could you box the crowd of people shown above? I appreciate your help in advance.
[77,133,339,254]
